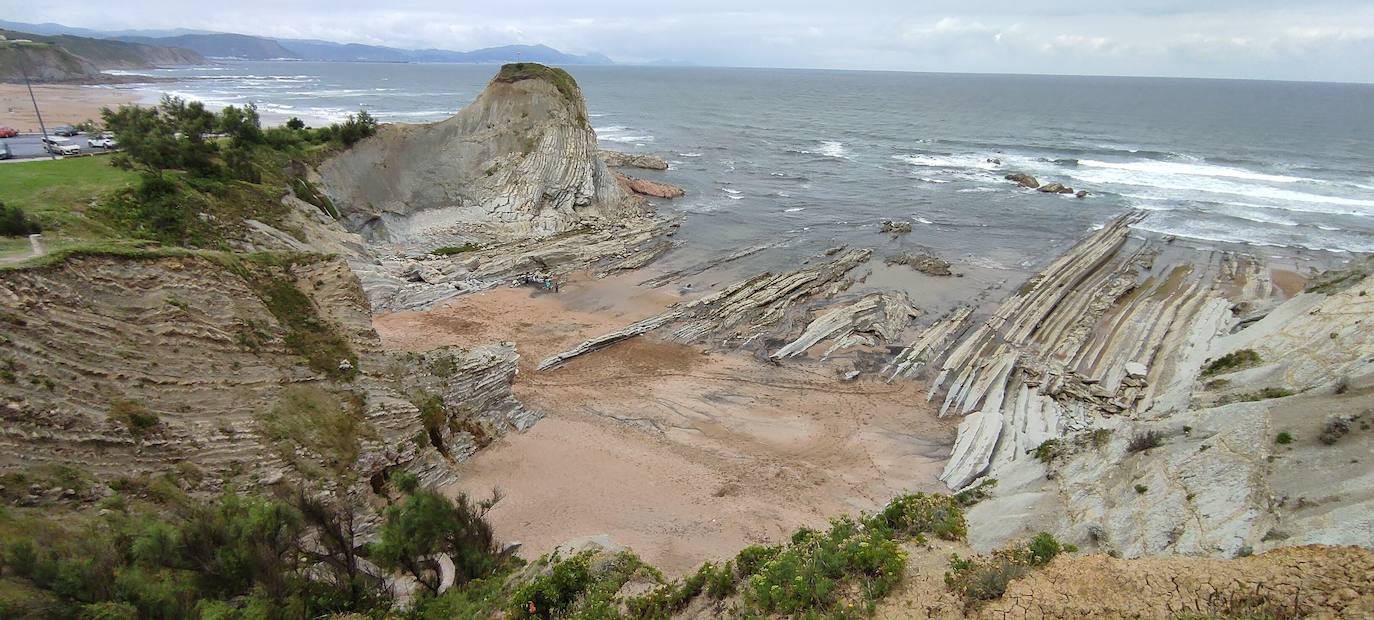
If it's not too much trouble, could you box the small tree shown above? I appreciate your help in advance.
[286,117,306,131]
[219,103,264,147]
[101,104,179,176]
[369,489,503,593]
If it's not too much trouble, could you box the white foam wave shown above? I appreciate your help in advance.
[817,140,848,158]
[722,188,743,195]
[784,207,805,212]
[1078,159,1305,184]
[915,217,933,224]
[680,152,703,157]
[893,153,999,171]
[1131,219,1372,253]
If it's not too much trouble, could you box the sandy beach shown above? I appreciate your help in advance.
[373,272,957,576]
[0,84,144,131]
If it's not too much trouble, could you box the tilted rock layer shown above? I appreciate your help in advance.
[0,254,538,499]
[319,63,647,244]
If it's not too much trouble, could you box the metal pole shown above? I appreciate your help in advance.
[17,50,56,160]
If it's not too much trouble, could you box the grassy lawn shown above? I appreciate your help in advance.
[0,156,135,238]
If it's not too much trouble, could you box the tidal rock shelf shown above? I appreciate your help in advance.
[538,248,875,370]
[908,210,1374,559]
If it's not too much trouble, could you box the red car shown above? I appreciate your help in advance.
[0,127,18,138]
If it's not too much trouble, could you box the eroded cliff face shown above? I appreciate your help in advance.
[0,253,538,504]
[318,64,647,244]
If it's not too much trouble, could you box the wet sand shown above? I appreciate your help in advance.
[372,272,956,576]
[0,84,138,131]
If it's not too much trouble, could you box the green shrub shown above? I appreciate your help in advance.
[1275,431,1293,445]
[0,201,42,237]
[1135,484,1149,494]
[1033,439,1062,463]
[1201,349,1261,377]
[108,400,159,437]
[1126,430,1163,453]
[371,489,503,594]
[945,532,1073,604]
[432,243,482,256]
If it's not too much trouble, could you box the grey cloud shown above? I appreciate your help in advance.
[6,0,1373,81]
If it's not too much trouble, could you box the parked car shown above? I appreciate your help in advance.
[0,141,12,160]
[0,127,17,138]
[41,136,79,156]
[53,126,79,137]
[88,132,117,149]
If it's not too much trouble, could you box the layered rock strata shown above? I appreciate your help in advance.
[319,64,649,244]
[0,254,537,500]
[538,249,874,369]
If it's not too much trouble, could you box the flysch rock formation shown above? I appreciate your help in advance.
[538,248,875,369]
[318,64,651,245]
[771,291,917,360]
[0,253,538,523]
[299,64,686,312]
[917,211,1374,559]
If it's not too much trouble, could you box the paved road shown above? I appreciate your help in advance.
[1,132,117,160]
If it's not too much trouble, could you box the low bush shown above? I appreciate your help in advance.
[0,201,42,237]
[432,243,482,256]
[1033,439,1062,463]
[1127,430,1163,453]
[1275,431,1294,445]
[108,400,159,437]
[1319,415,1353,445]
[1201,349,1261,377]
[945,532,1072,605]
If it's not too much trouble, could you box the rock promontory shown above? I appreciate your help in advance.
[319,63,647,243]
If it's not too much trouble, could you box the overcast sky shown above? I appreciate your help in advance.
[7,1,1374,82]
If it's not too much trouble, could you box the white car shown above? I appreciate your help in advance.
[88,132,117,149]
[42,136,80,156]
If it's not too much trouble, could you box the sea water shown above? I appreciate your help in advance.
[102,62,1374,277]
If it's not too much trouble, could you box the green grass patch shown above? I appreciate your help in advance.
[108,400,159,438]
[0,157,134,238]
[255,385,370,477]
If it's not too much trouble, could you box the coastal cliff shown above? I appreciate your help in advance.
[0,252,537,512]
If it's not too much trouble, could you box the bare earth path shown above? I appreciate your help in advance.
[372,272,955,575]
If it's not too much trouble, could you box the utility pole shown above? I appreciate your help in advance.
[17,49,56,160]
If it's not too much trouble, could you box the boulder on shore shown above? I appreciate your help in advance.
[599,150,669,171]
[885,252,953,277]
[1005,172,1040,189]
[1038,182,1075,194]
[881,220,913,234]
[1075,190,1089,198]
[615,172,685,199]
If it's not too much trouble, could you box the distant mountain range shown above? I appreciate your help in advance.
[0,27,205,82]
[0,20,613,65]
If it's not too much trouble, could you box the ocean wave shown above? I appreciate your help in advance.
[957,187,997,193]
[892,153,1000,171]
[680,152,703,157]
[722,188,743,195]
[601,135,655,143]
[1074,168,1374,215]
[915,217,933,224]
[784,207,805,212]
[1130,218,1373,253]
[817,140,848,159]
[1078,159,1306,184]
